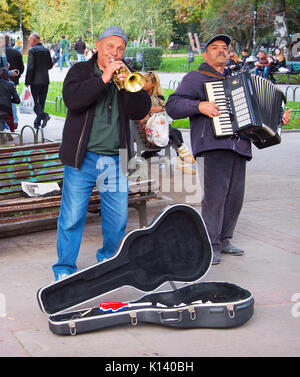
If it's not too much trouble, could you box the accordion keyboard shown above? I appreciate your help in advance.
[205,81,233,136]
[230,86,252,128]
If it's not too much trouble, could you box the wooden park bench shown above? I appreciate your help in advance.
[272,62,300,85]
[273,70,300,84]
[0,142,159,238]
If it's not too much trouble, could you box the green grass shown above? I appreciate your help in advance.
[159,55,204,72]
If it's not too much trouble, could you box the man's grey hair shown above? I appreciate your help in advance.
[30,32,40,41]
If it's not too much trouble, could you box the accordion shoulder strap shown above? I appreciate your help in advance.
[198,70,224,80]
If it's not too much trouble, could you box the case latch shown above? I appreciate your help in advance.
[69,321,77,336]
[188,306,197,321]
[130,311,138,326]
[227,304,236,319]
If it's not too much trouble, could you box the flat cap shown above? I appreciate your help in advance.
[203,34,231,51]
[98,26,128,45]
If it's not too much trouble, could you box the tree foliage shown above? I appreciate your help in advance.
[200,0,276,50]
[0,0,33,33]
[1,0,298,53]
[29,0,173,47]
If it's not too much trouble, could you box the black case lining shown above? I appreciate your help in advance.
[39,205,212,315]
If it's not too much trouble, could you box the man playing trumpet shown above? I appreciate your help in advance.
[52,26,151,281]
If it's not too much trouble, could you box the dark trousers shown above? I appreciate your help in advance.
[30,84,49,126]
[199,150,246,254]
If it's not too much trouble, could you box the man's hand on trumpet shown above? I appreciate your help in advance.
[101,58,127,84]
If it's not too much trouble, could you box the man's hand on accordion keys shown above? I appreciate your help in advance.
[198,101,221,118]
[282,108,292,126]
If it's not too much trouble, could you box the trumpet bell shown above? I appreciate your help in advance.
[112,63,145,92]
[124,73,145,92]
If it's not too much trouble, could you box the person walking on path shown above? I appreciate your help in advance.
[25,32,53,129]
[59,35,71,71]
[74,36,86,62]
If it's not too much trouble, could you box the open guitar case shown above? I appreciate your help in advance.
[37,204,254,336]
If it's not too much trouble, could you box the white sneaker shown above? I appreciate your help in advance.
[56,273,71,281]
[177,144,196,164]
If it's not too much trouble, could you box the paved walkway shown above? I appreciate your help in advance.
[0,109,300,357]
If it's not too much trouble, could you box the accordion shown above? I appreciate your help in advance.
[205,72,286,149]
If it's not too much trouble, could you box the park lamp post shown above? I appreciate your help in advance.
[252,0,257,57]
[19,0,23,51]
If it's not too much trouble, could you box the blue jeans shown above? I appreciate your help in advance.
[12,103,18,124]
[77,53,84,62]
[52,151,128,279]
[59,53,71,70]
[254,66,270,79]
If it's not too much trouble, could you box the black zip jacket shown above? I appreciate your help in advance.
[0,78,20,114]
[25,43,53,85]
[5,46,24,86]
[59,53,151,168]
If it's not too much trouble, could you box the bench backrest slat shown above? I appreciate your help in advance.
[0,143,64,200]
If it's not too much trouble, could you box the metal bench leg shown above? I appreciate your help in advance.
[130,201,148,228]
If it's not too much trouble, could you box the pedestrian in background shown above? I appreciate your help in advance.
[25,32,53,129]
[59,35,71,71]
[74,36,86,62]
[5,34,24,129]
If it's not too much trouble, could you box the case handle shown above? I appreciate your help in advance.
[159,310,183,324]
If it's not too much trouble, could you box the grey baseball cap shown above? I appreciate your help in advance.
[98,26,128,45]
[203,34,231,51]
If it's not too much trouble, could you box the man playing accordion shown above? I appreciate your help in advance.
[166,34,291,265]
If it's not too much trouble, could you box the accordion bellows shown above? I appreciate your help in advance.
[205,72,286,149]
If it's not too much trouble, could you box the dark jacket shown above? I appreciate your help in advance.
[5,46,24,86]
[74,40,86,55]
[166,63,252,160]
[59,53,151,168]
[25,43,53,85]
[0,78,20,114]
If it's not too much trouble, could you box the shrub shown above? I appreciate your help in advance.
[124,47,163,71]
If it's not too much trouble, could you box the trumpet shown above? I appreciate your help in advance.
[110,59,145,92]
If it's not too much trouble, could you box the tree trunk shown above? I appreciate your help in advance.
[273,0,290,58]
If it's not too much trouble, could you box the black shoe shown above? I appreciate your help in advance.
[42,114,50,128]
[34,123,41,129]
[221,244,245,255]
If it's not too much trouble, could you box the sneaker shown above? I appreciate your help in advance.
[55,273,71,281]
[177,144,196,164]
[222,243,245,256]
[176,157,196,175]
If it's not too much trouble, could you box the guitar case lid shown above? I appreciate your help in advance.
[37,204,213,315]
